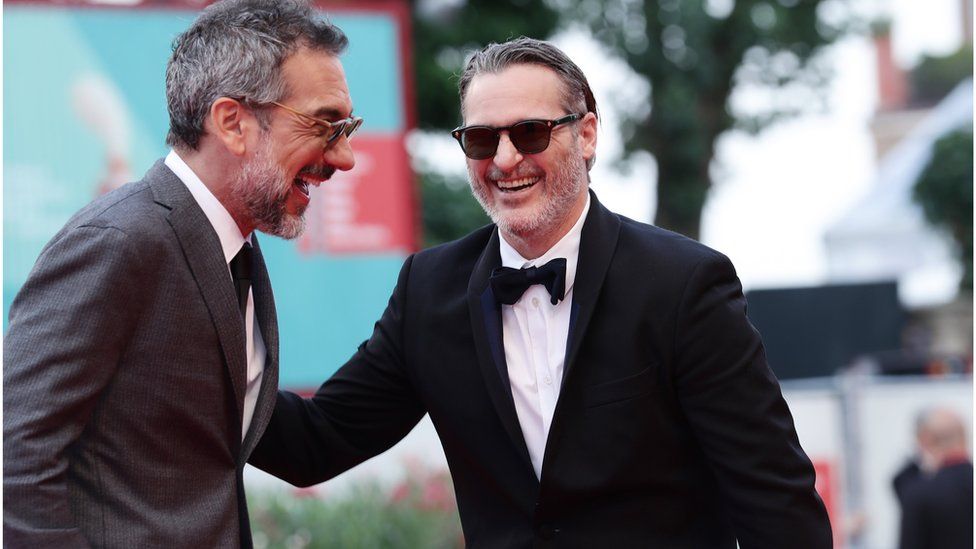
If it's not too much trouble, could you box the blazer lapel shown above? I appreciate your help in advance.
[241,235,279,459]
[466,228,534,470]
[541,191,620,475]
[563,191,620,383]
[149,162,248,435]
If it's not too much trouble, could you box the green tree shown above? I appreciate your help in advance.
[409,0,561,246]
[410,0,562,130]
[910,45,974,106]
[913,128,973,291]
[568,0,851,239]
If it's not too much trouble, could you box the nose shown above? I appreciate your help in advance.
[325,135,356,172]
[492,132,523,172]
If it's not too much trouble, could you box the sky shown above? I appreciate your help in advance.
[411,0,969,293]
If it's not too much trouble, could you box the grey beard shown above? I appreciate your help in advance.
[231,145,306,240]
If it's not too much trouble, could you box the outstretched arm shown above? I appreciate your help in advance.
[250,255,426,486]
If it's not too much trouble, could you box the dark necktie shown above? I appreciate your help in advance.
[230,242,253,317]
[490,257,567,306]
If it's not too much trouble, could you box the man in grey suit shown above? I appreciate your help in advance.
[3,0,359,546]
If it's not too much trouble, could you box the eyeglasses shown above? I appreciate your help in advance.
[451,113,584,160]
[238,97,363,149]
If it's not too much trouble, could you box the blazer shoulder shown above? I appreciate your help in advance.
[43,178,174,262]
[616,214,731,271]
[65,181,158,232]
[411,223,495,271]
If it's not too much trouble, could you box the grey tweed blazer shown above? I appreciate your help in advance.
[3,160,279,548]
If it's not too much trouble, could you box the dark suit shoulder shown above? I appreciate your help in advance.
[615,213,731,273]
[411,223,495,271]
[60,180,158,234]
[36,175,173,275]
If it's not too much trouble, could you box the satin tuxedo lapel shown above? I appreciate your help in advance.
[242,235,279,459]
[542,191,621,470]
[466,229,535,471]
[149,162,248,438]
[563,192,621,380]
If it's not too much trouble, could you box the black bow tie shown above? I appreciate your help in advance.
[490,257,567,306]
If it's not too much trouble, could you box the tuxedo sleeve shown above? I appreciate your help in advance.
[249,254,426,486]
[671,252,832,548]
[4,225,147,549]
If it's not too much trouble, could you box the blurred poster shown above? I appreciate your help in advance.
[4,0,417,388]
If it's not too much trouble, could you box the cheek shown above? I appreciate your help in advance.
[466,159,489,182]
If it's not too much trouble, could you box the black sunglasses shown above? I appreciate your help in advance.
[451,113,584,160]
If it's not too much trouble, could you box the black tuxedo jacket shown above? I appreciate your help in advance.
[251,192,831,548]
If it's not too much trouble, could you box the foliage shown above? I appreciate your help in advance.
[409,0,562,130]
[566,0,852,239]
[910,46,974,106]
[420,170,490,248]
[249,469,463,549]
[913,128,973,291]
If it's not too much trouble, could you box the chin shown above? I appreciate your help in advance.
[495,210,544,237]
[258,213,306,240]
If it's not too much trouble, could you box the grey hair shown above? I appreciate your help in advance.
[458,37,599,170]
[165,0,347,150]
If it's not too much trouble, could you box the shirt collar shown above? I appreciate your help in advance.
[165,149,250,264]
[498,194,590,295]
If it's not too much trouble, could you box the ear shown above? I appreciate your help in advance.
[579,111,598,163]
[208,97,258,156]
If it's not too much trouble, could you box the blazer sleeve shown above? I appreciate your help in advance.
[3,225,147,548]
[249,254,426,487]
[670,252,832,548]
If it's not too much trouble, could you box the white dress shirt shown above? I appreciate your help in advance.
[165,150,266,441]
[498,195,590,478]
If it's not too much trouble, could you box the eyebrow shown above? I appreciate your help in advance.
[309,106,353,121]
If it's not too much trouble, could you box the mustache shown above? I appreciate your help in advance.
[298,165,336,181]
[485,165,542,181]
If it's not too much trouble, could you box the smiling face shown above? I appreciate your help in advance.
[232,46,356,239]
[461,64,596,256]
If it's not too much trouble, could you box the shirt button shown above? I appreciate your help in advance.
[544,376,552,385]
[532,297,540,307]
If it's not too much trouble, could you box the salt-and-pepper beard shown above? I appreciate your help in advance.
[467,137,587,239]
[230,137,306,240]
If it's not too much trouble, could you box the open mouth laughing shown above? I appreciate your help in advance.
[294,166,336,197]
[493,175,540,193]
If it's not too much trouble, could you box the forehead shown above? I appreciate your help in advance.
[280,47,352,118]
[462,64,565,126]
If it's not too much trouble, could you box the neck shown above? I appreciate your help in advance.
[503,227,564,260]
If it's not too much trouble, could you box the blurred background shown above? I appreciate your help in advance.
[4,0,972,547]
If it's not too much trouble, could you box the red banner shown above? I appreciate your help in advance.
[298,133,417,255]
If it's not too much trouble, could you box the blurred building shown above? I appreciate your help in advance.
[822,10,972,366]
[748,8,973,380]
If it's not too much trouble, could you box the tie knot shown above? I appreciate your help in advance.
[489,257,567,306]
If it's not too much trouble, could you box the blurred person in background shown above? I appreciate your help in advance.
[2,0,357,546]
[251,37,830,547]
[897,407,973,549]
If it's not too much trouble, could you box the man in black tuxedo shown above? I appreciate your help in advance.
[251,37,831,547]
